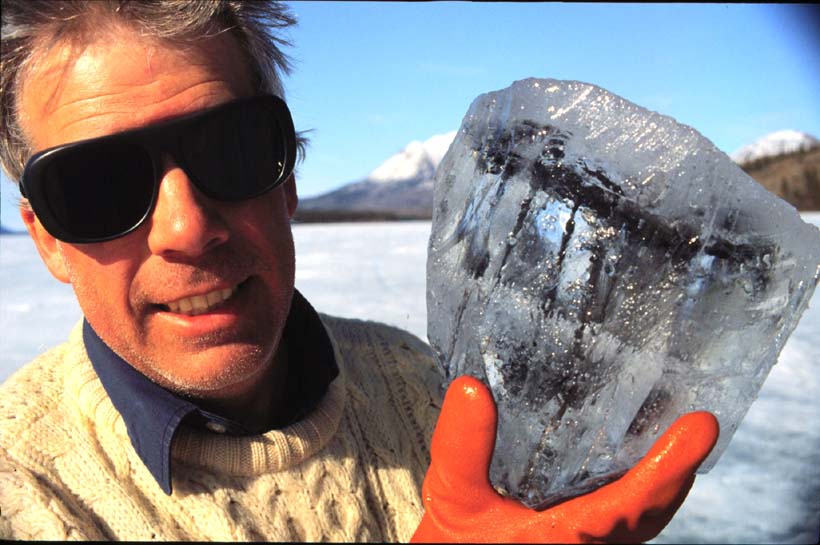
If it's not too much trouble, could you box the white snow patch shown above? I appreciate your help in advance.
[367,131,456,183]
[730,130,818,164]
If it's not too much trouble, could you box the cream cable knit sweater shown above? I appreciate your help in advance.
[0,315,444,541]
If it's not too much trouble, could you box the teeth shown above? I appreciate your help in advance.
[166,287,235,315]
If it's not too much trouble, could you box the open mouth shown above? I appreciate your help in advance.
[156,282,242,316]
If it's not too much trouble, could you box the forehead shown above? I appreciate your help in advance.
[18,24,254,152]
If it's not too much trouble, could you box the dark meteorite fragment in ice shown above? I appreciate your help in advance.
[426,78,820,509]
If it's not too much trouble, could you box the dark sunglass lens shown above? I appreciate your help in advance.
[183,100,289,200]
[43,142,154,240]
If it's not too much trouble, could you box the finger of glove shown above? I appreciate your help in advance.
[619,411,719,509]
[562,411,719,539]
[428,375,498,496]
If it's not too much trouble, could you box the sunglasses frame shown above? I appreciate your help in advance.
[20,94,296,244]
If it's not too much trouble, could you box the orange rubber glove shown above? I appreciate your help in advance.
[412,376,719,543]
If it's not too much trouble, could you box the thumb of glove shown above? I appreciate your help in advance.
[425,375,499,510]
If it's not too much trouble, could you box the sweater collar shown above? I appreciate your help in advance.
[84,289,339,495]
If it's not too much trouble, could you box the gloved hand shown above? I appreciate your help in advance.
[412,376,719,543]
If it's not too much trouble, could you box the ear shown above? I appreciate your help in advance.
[283,174,298,220]
[21,204,71,283]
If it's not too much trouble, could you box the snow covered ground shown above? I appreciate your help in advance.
[1,216,818,543]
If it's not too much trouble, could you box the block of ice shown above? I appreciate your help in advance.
[426,78,820,509]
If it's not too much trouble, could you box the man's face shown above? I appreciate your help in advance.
[18,26,298,402]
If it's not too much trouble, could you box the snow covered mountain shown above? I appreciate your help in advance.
[366,131,455,184]
[295,128,820,222]
[296,131,456,219]
[730,130,819,165]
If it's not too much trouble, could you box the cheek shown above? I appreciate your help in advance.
[59,243,141,326]
[232,190,295,260]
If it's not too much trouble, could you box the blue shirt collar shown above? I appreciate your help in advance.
[84,289,338,495]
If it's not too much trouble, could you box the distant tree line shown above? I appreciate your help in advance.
[740,146,820,211]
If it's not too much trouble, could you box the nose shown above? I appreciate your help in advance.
[147,158,230,259]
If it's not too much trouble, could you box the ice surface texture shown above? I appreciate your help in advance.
[426,78,820,510]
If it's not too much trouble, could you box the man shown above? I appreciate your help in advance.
[0,1,718,541]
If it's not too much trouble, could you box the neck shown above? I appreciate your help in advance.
[193,341,290,432]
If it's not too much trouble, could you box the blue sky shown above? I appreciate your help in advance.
[1,2,818,230]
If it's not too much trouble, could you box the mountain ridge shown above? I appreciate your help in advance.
[294,129,819,222]
[730,130,818,165]
[738,145,820,211]
[295,131,455,221]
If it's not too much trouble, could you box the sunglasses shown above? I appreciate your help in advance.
[20,94,296,243]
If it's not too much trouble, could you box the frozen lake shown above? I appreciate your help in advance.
[1,217,819,543]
